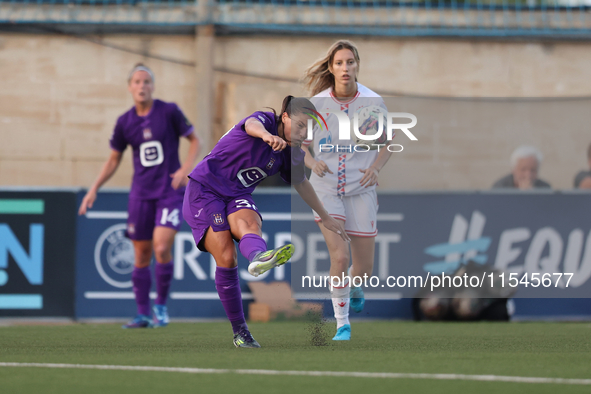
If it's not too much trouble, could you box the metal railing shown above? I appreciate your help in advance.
[2,0,591,37]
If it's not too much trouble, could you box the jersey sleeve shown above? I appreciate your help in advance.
[280,147,306,185]
[170,103,194,137]
[241,111,277,135]
[109,118,127,152]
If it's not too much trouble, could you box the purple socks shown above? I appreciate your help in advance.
[238,233,267,262]
[132,266,151,316]
[155,261,173,305]
[132,262,173,316]
[215,266,247,334]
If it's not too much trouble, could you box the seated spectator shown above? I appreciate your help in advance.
[574,143,591,189]
[492,145,551,190]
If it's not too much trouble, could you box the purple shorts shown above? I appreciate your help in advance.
[182,179,261,251]
[126,192,184,240]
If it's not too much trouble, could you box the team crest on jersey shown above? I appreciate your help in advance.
[266,158,276,169]
[143,128,152,140]
[213,213,224,226]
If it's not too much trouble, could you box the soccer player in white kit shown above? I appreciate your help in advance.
[302,40,396,340]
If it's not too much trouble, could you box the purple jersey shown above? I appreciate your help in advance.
[110,99,194,200]
[189,111,306,196]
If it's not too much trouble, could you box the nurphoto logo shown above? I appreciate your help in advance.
[306,106,418,152]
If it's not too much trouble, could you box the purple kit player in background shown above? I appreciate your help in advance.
[183,95,349,348]
[79,63,201,328]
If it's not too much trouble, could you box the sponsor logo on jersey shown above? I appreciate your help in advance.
[127,223,135,234]
[319,133,332,147]
[139,141,164,167]
[237,167,267,188]
[266,158,276,169]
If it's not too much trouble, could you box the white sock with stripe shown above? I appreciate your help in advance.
[331,280,350,329]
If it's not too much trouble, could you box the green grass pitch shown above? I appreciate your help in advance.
[1,321,590,394]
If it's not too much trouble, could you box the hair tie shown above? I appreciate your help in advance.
[128,66,155,83]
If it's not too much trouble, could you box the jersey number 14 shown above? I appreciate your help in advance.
[160,208,180,226]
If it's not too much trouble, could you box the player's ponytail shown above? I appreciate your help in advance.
[268,95,316,125]
[280,95,294,117]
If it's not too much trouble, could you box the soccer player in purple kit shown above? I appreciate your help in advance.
[79,64,201,329]
[183,95,349,348]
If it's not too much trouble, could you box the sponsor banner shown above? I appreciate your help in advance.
[0,192,76,317]
[75,190,294,319]
[291,191,591,299]
[75,189,591,319]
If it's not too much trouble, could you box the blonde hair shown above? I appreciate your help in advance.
[128,63,155,84]
[303,40,361,96]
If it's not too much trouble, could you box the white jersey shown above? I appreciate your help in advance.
[304,83,388,197]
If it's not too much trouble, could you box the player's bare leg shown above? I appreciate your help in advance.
[319,219,352,340]
[123,240,154,328]
[204,227,260,348]
[349,236,375,278]
[133,240,153,269]
[151,226,177,327]
[349,236,376,314]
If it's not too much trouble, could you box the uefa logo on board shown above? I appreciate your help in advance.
[94,223,135,288]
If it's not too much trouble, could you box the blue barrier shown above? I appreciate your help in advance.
[2,0,591,38]
[0,191,77,317]
[75,189,295,319]
[74,189,591,320]
[291,191,591,300]
[2,188,590,320]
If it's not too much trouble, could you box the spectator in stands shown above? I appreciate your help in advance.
[573,143,591,189]
[492,145,551,190]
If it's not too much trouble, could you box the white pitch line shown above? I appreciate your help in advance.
[0,363,589,385]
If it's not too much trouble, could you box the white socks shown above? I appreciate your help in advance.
[331,281,350,329]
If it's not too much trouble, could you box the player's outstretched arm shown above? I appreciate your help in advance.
[244,118,286,151]
[78,150,123,215]
[171,132,201,190]
[294,179,350,242]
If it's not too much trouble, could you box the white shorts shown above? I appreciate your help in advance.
[312,190,378,237]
